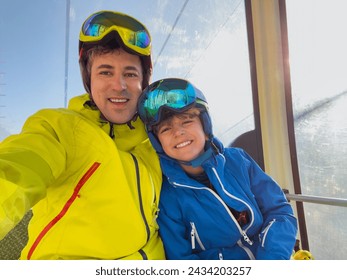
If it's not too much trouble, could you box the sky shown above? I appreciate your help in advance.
[1,0,347,142]
[0,0,253,142]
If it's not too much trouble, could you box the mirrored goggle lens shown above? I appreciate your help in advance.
[81,11,151,52]
[141,84,197,124]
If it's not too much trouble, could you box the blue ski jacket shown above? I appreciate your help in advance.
[157,138,297,259]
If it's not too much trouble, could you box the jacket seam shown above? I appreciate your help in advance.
[130,154,150,243]
[138,249,148,260]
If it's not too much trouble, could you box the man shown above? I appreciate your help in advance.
[0,11,164,260]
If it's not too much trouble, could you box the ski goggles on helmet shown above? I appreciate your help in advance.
[138,78,208,129]
[79,11,151,56]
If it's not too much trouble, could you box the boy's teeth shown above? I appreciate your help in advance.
[176,141,191,148]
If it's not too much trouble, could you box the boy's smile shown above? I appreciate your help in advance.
[156,111,207,165]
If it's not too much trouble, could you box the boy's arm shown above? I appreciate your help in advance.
[241,149,298,259]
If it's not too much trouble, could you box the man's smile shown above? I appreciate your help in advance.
[109,98,128,103]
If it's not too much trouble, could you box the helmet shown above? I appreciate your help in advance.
[78,10,152,93]
[138,78,213,160]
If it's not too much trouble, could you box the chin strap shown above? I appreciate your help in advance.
[109,123,115,139]
[108,114,138,138]
[126,121,135,130]
[126,113,138,130]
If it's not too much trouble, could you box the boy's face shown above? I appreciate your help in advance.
[90,48,143,124]
[156,112,207,163]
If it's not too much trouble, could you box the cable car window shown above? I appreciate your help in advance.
[152,0,254,146]
[0,0,253,147]
[286,0,347,259]
[0,0,253,258]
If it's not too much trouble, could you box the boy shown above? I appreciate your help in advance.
[138,78,298,259]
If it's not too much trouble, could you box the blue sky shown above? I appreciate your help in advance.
[0,0,183,137]
[0,0,253,142]
[0,0,195,134]
[1,0,346,143]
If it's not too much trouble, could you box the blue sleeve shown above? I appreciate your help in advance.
[239,149,298,259]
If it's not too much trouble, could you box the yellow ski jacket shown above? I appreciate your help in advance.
[0,94,165,259]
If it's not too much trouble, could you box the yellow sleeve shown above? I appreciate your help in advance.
[0,110,67,239]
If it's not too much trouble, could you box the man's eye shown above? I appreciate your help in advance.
[125,72,138,77]
[100,71,112,76]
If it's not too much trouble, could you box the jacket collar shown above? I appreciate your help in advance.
[67,94,148,152]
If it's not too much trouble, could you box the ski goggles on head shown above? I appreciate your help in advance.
[138,78,208,128]
[79,11,151,56]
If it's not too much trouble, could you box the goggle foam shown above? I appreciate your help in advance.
[79,11,151,56]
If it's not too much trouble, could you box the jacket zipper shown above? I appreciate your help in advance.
[172,176,253,246]
[190,222,206,250]
[130,154,150,260]
[27,162,101,260]
[237,239,255,259]
[261,219,276,247]
[211,167,254,245]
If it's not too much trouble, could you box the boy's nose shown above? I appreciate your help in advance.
[173,126,185,137]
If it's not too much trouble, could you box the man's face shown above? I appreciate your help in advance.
[90,48,143,124]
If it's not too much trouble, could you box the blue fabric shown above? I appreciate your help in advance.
[157,137,298,260]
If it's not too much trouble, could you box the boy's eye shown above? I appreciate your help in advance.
[159,127,170,134]
[182,119,195,126]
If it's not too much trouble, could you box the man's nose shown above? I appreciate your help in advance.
[112,75,126,91]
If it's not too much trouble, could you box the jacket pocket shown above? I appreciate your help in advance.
[259,219,276,248]
[26,162,101,260]
[190,222,206,251]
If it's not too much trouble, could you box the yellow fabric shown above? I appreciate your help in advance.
[0,94,164,259]
[292,250,314,260]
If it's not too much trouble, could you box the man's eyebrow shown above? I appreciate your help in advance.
[124,65,141,72]
[95,65,140,71]
[96,64,114,69]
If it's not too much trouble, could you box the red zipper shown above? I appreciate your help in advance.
[27,162,101,260]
